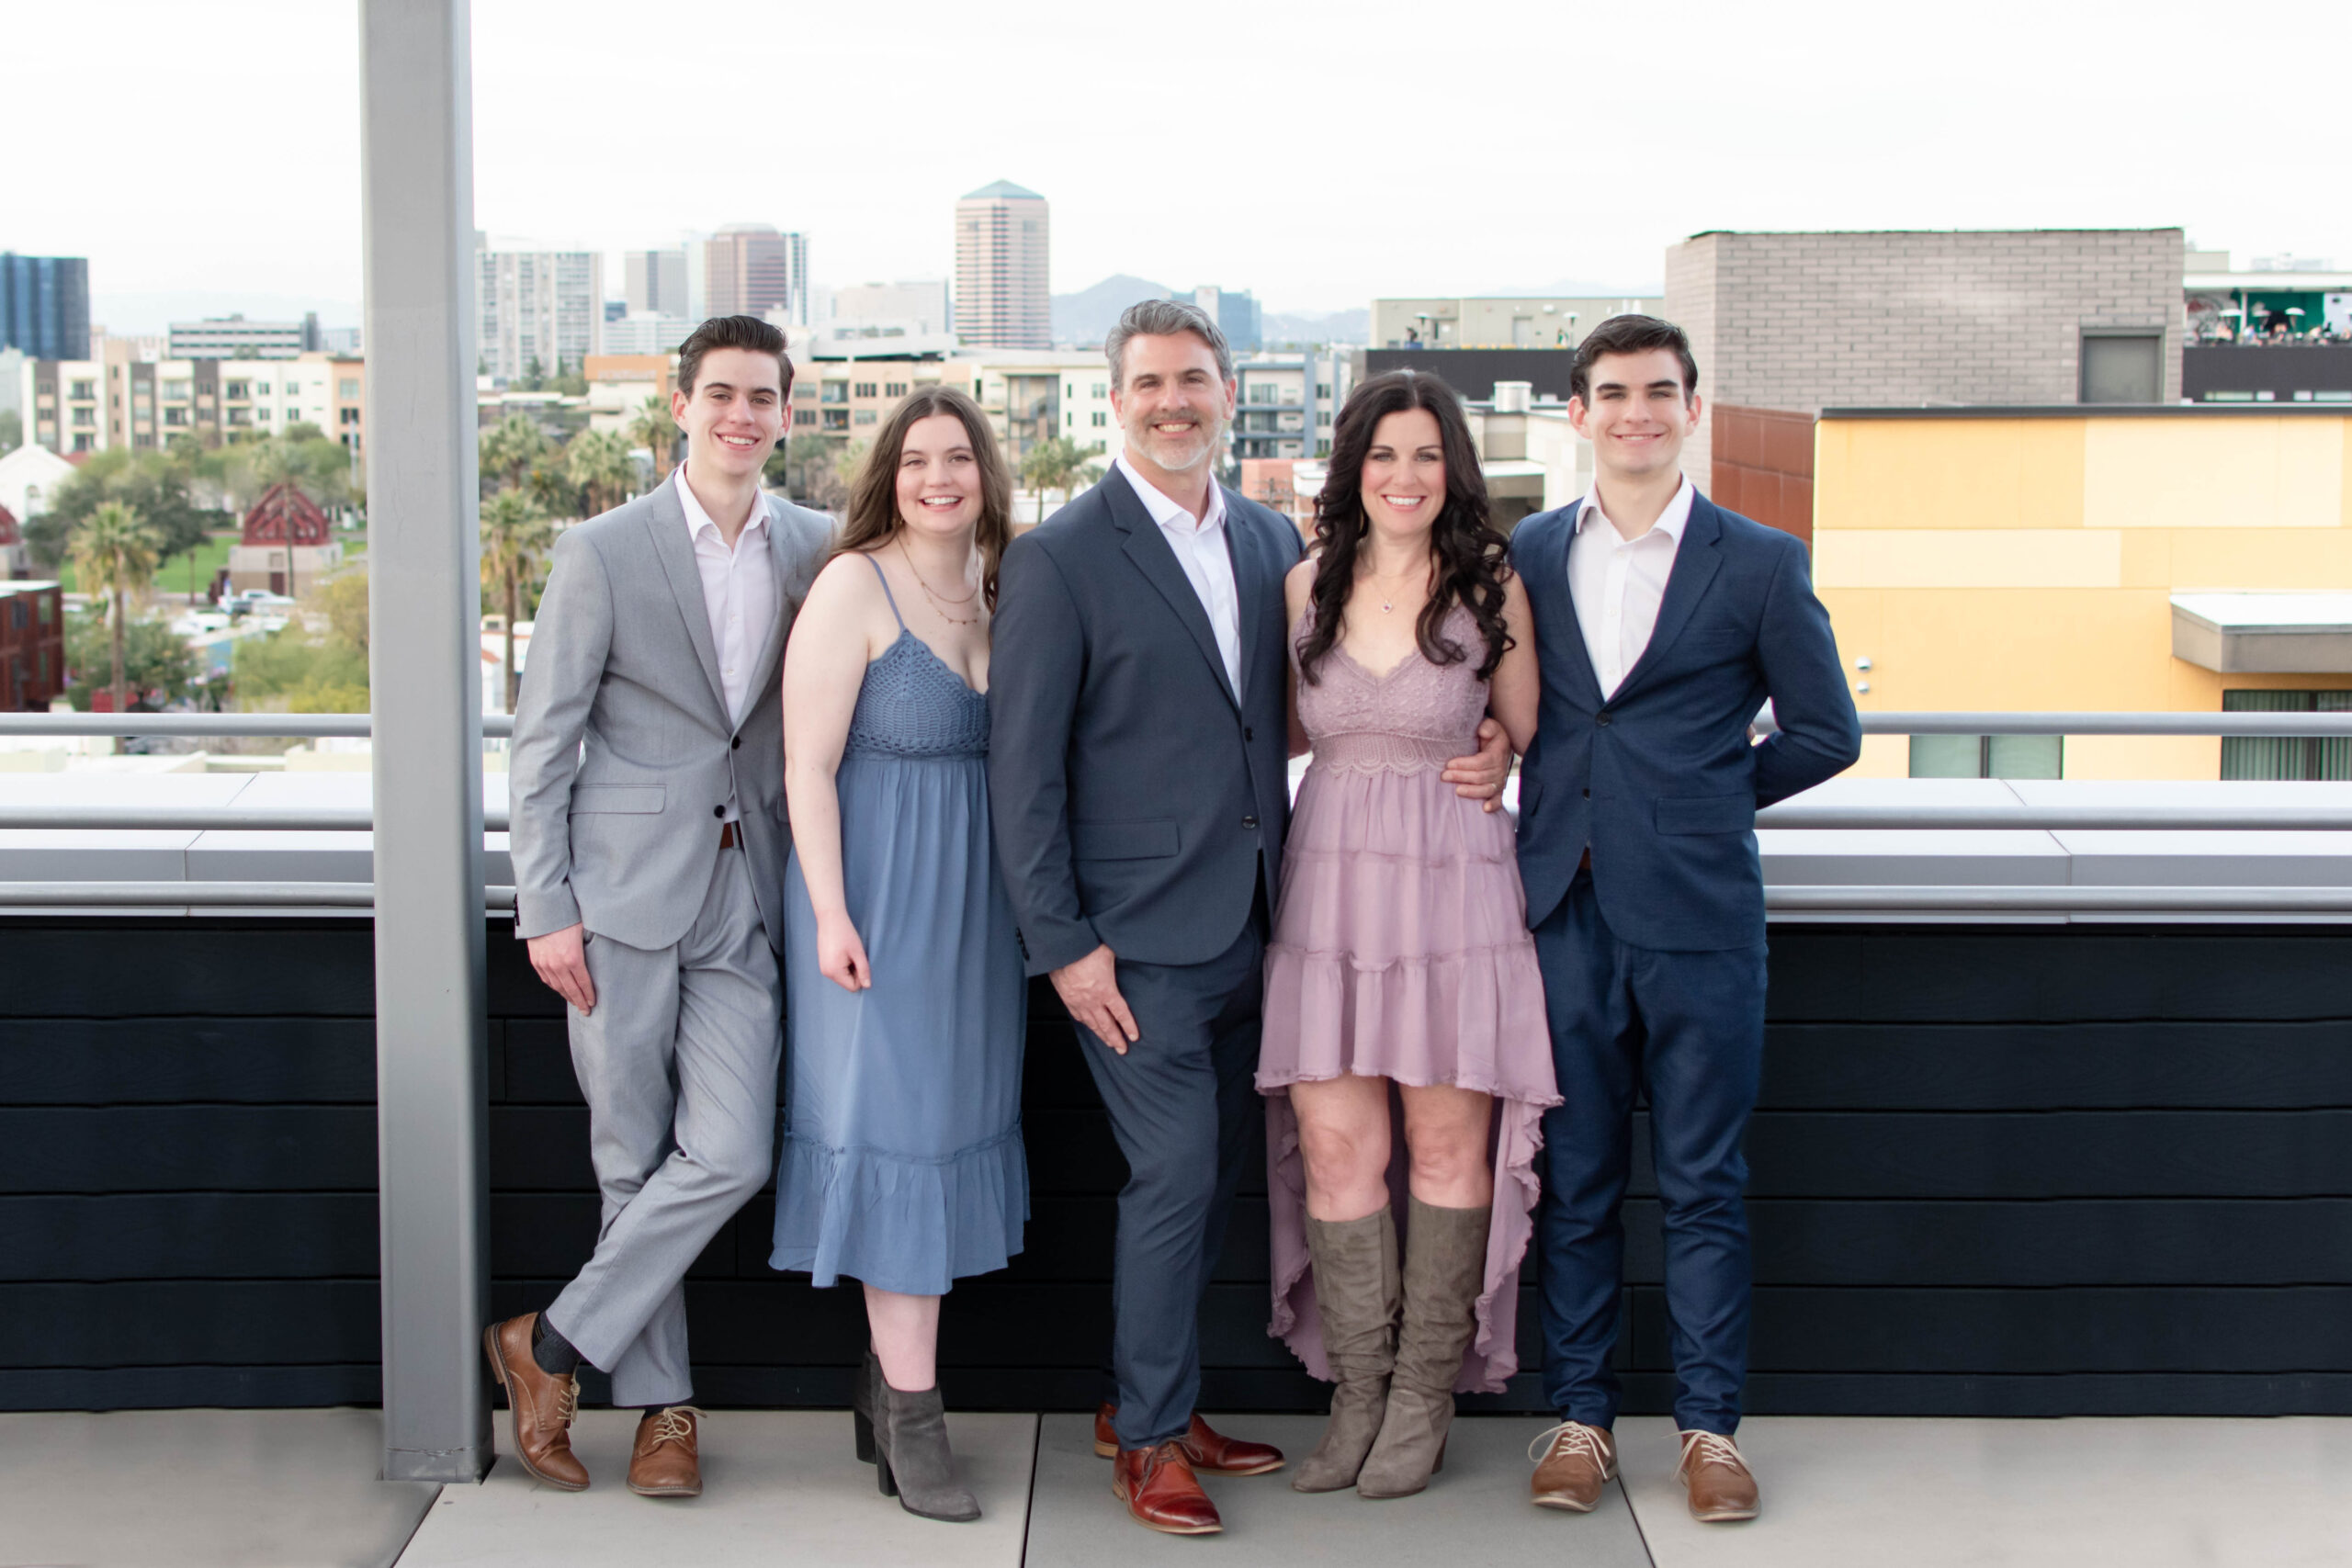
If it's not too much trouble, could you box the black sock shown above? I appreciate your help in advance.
[532,1314,581,1377]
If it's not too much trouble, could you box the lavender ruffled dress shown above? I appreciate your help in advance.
[1259,604,1559,1393]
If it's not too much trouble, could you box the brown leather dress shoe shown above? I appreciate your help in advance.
[628,1406,703,1498]
[1529,1421,1617,1512]
[1677,1429,1760,1523]
[1092,1404,1285,1475]
[1112,1440,1222,1535]
[481,1314,589,1492]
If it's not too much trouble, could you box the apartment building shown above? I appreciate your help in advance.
[19,345,368,456]
[705,225,808,325]
[476,239,604,382]
[166,314,324,359]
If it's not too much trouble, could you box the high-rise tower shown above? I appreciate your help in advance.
[954,181,1049,350]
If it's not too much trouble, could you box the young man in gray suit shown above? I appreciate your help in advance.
[989,299,1510,1534]
[484,315,831,1499]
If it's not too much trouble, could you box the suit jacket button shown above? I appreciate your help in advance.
[1242,815,1259,830]
[713,805,726,818]
[730,735,741,750]
[1596,712,1613,728]
[1244,727,1254,742]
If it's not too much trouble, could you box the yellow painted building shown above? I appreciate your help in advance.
[1811,407,2352,778]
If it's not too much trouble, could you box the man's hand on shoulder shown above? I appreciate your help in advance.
[526,923,597,1015]
[1051,943,1138,1055]
[1442,716,1514,814]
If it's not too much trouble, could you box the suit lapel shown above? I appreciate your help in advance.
[1224,485,1272,706]
[1108,468,1240,710]
[1611,492,1724,704]
[641,477,730,719]
[1524,504,1605,706]
[740,497,794,716]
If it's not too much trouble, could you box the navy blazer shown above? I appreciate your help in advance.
[1511,491,1860,951]
[989,466,1302,976]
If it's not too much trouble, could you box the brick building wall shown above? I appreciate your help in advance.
[1665,228,2187,488]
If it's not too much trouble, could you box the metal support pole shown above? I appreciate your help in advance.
[360,0,491,1483]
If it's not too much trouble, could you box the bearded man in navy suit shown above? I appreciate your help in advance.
[1510,315,1860,1525]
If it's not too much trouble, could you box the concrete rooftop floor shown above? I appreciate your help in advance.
[2,1409,2347,1567]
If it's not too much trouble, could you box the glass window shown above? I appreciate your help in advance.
[1908,734,2064,779]
[70,380,95,400]
[885,382,907,398]
[853,382,877,399]
[2081,333,2161,404]
[2222,691,2352,780]
[225,381,250,400]
[820,383,847,404]
[854,410,877,425]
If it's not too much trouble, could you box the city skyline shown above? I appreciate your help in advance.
[7,0,2344,330]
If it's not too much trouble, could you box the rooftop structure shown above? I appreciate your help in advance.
[1372,294,1660,351]
[166,313,323,360]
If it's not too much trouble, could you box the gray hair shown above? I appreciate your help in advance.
[1105,298,1234,390]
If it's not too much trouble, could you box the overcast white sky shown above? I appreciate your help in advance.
[7,0,2346,331]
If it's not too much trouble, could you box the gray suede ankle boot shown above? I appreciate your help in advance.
[1293,1206,1401,1493]
[876,1382,981,1523]
[1355,1198,1489,1499]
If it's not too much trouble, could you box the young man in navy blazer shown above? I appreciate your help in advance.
[1511,316,1860,1523]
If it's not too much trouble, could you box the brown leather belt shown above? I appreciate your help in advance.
[719,821,739,851]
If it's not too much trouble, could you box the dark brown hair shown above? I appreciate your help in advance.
[834,386,1014,609]
[1297,369,1513,683]
[1569,313,1698,404]
[676,314,794,400]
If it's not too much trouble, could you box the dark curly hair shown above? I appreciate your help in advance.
[1296,369,1513,684]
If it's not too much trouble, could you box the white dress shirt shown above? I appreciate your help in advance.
[1566,476,1695,700]
[1115,453,1242,695]
[674,467,776,820]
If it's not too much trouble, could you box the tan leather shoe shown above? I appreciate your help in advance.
[628,1406,703,1498]
[1528,1420,1617,1512]
[1112,1440,1222,1535]
[1091,1404,1284,1475]
[1676,1429,1759,1522]
[481,1314,588,1492]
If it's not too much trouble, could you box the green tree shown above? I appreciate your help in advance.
[566,429,639,516]
[28,449,220,578]
[1018,436,1106,523]
[480,412,553,497]
[627,395,678,482]
[481,488,555,713]
[63,609,202,712]
[71,501,164,714]
[232,621,369,712]
[0,407,20,455]
[311,570,370,657]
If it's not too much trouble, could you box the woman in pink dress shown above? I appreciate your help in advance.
[1261,368,1555,1499]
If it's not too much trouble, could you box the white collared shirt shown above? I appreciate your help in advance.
[674,467,776,819]
[1114,453,1242,695]
[1566,475,1695,700]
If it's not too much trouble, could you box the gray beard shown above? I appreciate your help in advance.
[1125,414,1227,473]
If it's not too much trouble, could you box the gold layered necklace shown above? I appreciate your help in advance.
[897,534,980,626]
[1364,558,1432,615]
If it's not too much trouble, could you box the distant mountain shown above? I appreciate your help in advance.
[1052,275,1180,349]
[1262,307,1367,347]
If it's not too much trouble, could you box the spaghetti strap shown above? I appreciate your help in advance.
[863,551,908,631]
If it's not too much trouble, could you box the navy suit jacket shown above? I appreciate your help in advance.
[989,466,1302,976]
[1511,491,1860,951]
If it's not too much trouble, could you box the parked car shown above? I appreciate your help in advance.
[226,590,300,619]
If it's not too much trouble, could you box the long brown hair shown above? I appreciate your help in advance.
[1296,369,1514,683]
[834,385,1014,608]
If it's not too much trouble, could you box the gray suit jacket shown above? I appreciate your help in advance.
[508,479,832,950]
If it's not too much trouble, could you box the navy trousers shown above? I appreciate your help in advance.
[1532,870,1767,1435]
[1079,913,1266,1450]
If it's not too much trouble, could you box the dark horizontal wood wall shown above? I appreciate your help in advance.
[4,918,2349,1416]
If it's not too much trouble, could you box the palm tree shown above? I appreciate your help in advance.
[479,412,552,498]
[566,429,639,516]
[627,395,678,482]
[71,501,164,715]
[1019,436,1106,523]
[480,488,555,714]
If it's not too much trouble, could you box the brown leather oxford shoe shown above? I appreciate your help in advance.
[1529,1420,1617,1513]
[1677,1429,1760,1523]
[1112,1440,1223,1535]
[481,1314,589,1492]
[628,1406,703,1498]
[1092,1404,1285,1476]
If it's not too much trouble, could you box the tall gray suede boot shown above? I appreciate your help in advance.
[1293,1206,1401,1492]
[1355,1197,1489,1499]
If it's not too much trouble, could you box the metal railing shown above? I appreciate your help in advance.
[7,711,2352,914]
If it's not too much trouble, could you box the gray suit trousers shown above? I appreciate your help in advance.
[544,843,780,1407]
